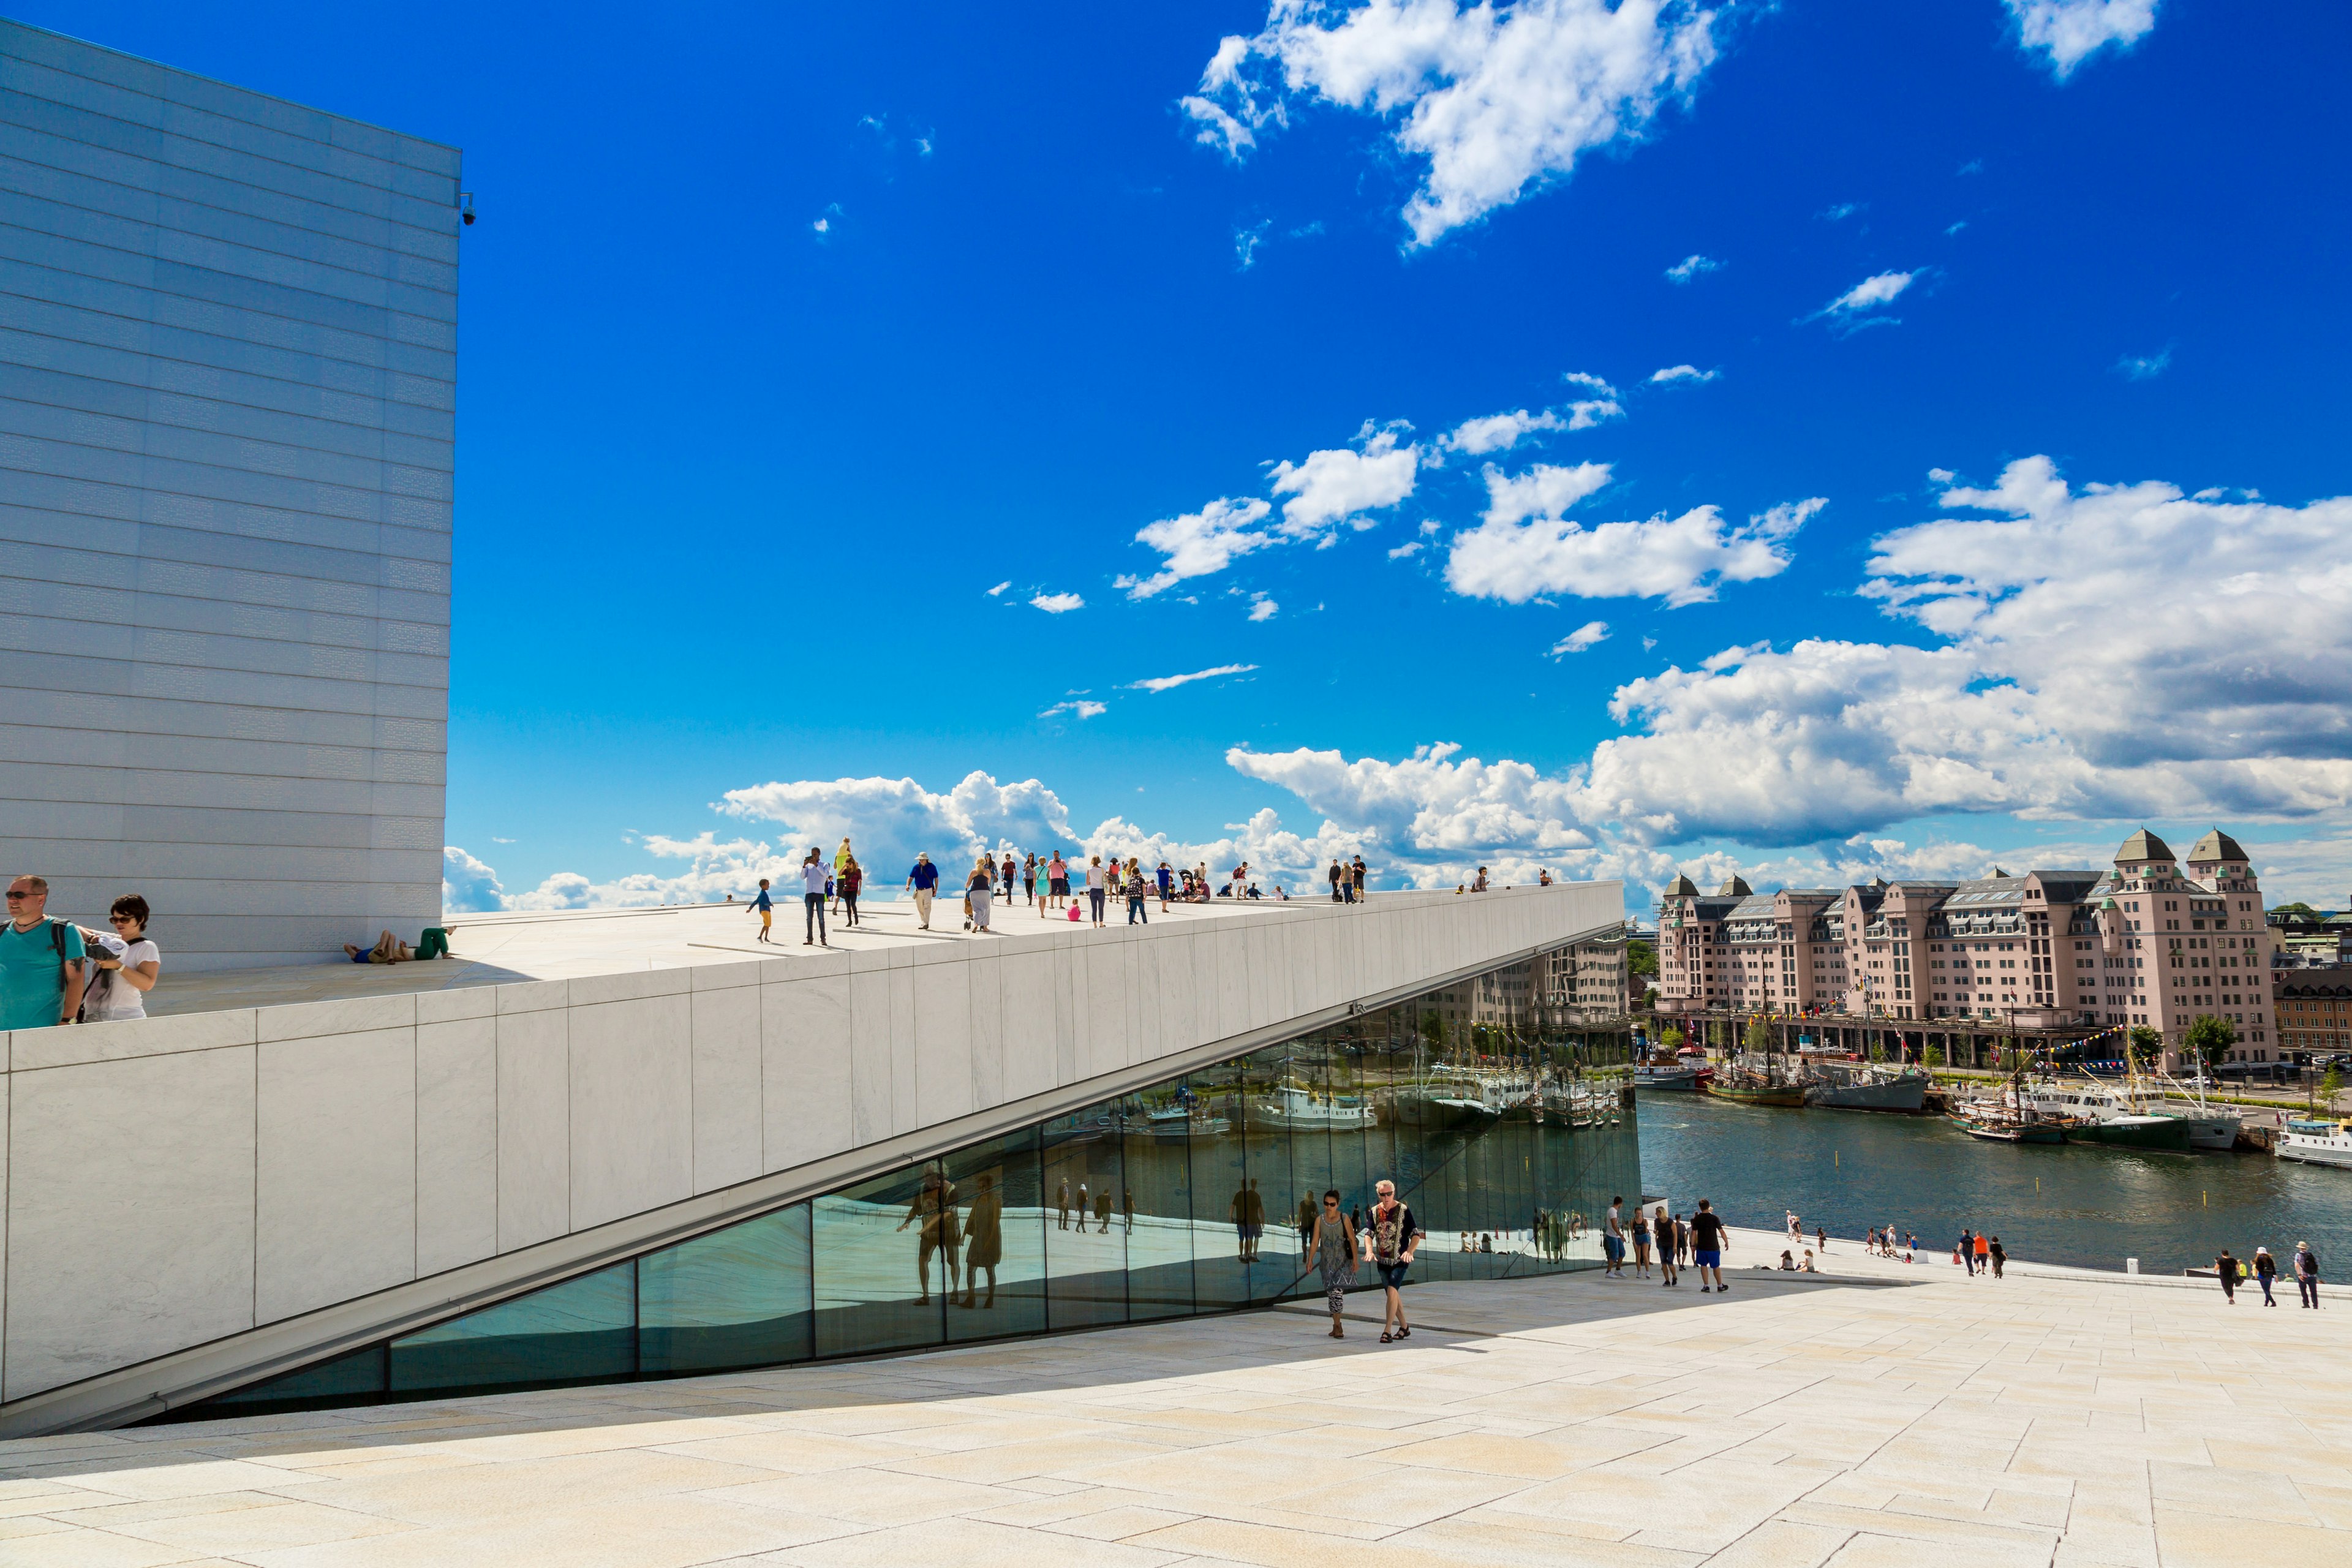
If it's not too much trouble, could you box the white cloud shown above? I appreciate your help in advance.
[2116,347,2171,380]
[1235,219,1270,269]
[1443,407,1564,456]
[1551,620,1610,655]
[1030,591,1085,613]
[1129,663,1261,693]
[1477,460,1614,527]
[1562,371,1617,395]
[2007,0,2158,80]
[1447,484,1807,607]
[1040,699,1108,720]
[1388,540,1423,559]
[1821,270,1915,317]
[1268,423,1419,537]
[987,580,1011,596]
[1648,363,1717,384]
[1120,496,1275,598]
[1249,595,1280,621]
[443,846,508,913]
[1664,252,1719,284]
[1189,0,1725,246]
[1563,399,1623,429]
[1819,200,1861,222]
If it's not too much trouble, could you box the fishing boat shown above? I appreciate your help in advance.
[1961,1118,2065,1145]
[1142,1104,1230,1140]
[2150,1074,2244,1151]
[1246,1080,1378,1131]
[1389,1077,1501,1129]
[2277,1117,2352,1169]
[1950,1069,2075,1145]
[2019,1077,2194,1152]
[1703,1076,1807,1107]
[1804,1063,1929,1112]
[1633,1063,1702,1090]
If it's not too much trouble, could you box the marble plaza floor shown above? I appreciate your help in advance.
[2,1230,2345,1567]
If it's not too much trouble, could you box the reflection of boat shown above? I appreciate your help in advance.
[2277,1117,2352,1168]
[1390,1080,1501,1130]
[1247,1080,1378,1130]
[1805,1065,1928,1112]
[1142,1104,1230,1140]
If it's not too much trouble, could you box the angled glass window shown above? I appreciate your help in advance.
[1042,1098,1128,1329]
[814,1163,948,1359]
[390,1262,636,1396]
[639,1205,813,1376]
[943,1126,1045,1341]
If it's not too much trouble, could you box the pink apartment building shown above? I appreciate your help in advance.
[1654,828,2272,1061]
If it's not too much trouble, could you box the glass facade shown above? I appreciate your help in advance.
[167,937,1639,1422]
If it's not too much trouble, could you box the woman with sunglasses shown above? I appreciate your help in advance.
[1309,1188,1359,1338]
[84,895,160,1022]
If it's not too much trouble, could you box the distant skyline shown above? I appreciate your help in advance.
[36,0,2351,912]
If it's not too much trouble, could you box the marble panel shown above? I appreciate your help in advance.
[255,1026,418,1322]
[494,979,570,1016]
[569,968,693,1008]
[5,1044,256,1402]
[494,1006,569,1251]
[690,983,762,1194]
[415,1014,497,1275]
[843,967,895,1148]
[1213,929,1250,1043]
[1060,938,1090,1088]
[253,993,416,1043]
[567,995,695,1231]
[967,954,1005,1110]
[761,971,852,1171]
[995,948,1056,1103]
[416,986,495,1025]
[887,967,917,1136]
[909,960,974,1126]
[11,1005,255,1071]
[1158,933,1200,1061]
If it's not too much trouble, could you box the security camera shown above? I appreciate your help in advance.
[459,192,476,226]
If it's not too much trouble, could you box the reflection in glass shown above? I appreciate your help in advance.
[944,1126,1045,1341]
[391,1262,636,1395]
[1240,1044,1299,1303]
[1043,1098,1128,1327]
[814,1164,946,1358]
[1189,1060,1252,1311]
[639,1205,812,1374]
[1120,1087,1196,1321]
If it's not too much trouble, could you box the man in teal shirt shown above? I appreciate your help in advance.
[1,875,86,1030]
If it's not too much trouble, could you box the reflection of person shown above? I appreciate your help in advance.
[1246,1177,1265,1259]
[1123,1185,1135,1233]
[894,1168,960,1305]
[961,1172,1002,1308]
[1057,1176,1072,1229]
[1093,1183,1113,1234]
[1362,1178,1422,1343]
[1231,1182,1250,1259]
[1310,1189,1357,1338]
[1297,1194,1316,1253]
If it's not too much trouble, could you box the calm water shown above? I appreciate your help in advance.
[1638,1091,2352,1275]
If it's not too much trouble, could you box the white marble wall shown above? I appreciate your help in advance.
[0,883,1618,1407]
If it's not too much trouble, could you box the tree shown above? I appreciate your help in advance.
[1924,1042,1946,1071]
[1420,1012,1445,1052]
[1627,938,1658,981]
[1660,1025,1686,1052]
[2184,1014,2237,1076]
[1743,1017,1773,1056]
[2323,1065,2344,1106]
[2126,1025,2164,1074]
[2271,902,2321,920]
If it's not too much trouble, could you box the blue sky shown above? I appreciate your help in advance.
[43,0,2352,910]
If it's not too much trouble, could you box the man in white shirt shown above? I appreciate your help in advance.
[800,850,830,946]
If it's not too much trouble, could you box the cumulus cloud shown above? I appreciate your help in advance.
[1649,363,1717,384]
[1120,497,1275,598]
[1249,595,1280,621]
[443,846,508,913]
[1268,424,1420,537]
[1187,0,1725,246]
[1664,252,1719,284]
[1443,407,1566,456]
[2007,0,2158,79]
[1030,591,1085,612]
[1820,270,1915,318]
[1551,620,1611,655]
[1040,699,1108,720]
[1129,663,1261,693]
[1446,471,1813,608]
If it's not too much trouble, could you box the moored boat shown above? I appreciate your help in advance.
[1805,1066,1929,1112]
[2060,1112,2193,1152]
[2277,1117,2352,1168]
[1703,1077,1807,1107]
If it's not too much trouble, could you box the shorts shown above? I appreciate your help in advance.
[1050,878,1069,895]
[1694,1249,1721,1268]
[1602,1235,1623,1261]
[1377,1262,1410,1289]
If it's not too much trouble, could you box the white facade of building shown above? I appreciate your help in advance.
[0,21,457,968]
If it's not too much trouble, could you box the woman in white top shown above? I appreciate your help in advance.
[86,894,161,1021]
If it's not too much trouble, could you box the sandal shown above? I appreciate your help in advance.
[1379,1330,1393,1343]
[1397,1325,1411,1338]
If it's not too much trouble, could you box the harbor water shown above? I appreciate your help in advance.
[1638,1090,2352,1276]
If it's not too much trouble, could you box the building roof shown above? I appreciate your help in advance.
[2032,870,2105,899]
[2114,828,2174,864]
[2188,829,2247,863]
[1717,876,1753,897]
[1661,874,1698,897]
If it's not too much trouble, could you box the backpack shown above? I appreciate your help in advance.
[47,919,89,1022]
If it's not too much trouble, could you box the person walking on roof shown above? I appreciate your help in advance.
[2253,1246,2278,1306]
[748,878,774,942]
[799,850,829,946]
[905,853,941,929]
[2294,1242,2321,1308]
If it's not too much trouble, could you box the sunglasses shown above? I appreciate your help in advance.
[4,890,33,899]
[108,914,137,924]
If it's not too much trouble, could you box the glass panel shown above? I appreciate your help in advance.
[943,1126,1046,1341]
[391,1263,636,1395]
[638,1205,813,1375]
[813,1163,948,1359]
[1189,1058,1252,1310]
[1240,1044,1299,1303]
[1120,1085,1196,1321]
[189,1344,387,1415]
[1042,1098,1127,1328]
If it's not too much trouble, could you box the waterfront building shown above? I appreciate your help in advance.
[0,21,459,970]
[2272,963,2352,1060]
[1655,827,2275,1065]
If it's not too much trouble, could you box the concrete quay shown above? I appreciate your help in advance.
[1,1229,2343,1566]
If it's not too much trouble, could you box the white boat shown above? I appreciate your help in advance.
[2149,1076,2244,1151]
[1634,1063,1700,1090]
[2278,1117,2352,1168]
[1141,1104,1229,1140]
[1248,1080,1379,1130]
